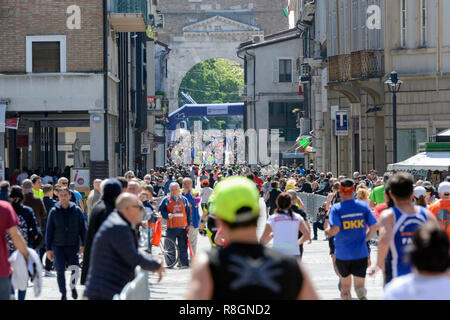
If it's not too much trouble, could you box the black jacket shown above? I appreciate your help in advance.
[46,201,86,248]
[84,210,161,300]
[81,178,122,285]
[299,182,312,193]
[315,184,332,196]
[80,199,115,284]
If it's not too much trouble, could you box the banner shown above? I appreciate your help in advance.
[5,118,19,130]
[70,168,90,194]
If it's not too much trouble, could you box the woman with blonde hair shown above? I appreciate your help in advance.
[356,187,370,205]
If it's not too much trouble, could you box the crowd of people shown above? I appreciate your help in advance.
[1,162,449,300]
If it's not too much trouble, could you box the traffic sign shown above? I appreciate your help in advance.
[335,110,348,136]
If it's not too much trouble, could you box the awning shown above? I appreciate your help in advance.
[387,152,450,172]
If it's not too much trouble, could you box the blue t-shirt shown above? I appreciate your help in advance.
[72,190,82,202]
[329,200,377,261]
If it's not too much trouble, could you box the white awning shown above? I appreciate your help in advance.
[387,152,450,172]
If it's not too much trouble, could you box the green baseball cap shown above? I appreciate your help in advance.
[211,176,260,223]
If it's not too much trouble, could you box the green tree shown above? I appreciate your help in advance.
[179,58,244,107]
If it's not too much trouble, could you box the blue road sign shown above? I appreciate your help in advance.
[335,110,348,136]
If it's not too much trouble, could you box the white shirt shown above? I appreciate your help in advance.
[267,212,303,255]
[383,273,450,300]
[200,187,213,204]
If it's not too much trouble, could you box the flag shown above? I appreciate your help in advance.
[282,6,290,17]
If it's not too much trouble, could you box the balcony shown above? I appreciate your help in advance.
[328,50,384,83]
[109,0,148,32]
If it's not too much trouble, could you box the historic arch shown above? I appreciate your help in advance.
[166,15,263,112]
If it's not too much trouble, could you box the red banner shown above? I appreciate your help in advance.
[5,118,19,130]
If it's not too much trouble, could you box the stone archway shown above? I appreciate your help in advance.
[166,15,263,113]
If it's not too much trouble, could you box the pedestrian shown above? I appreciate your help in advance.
[427,181,450,240]
[325,178,378,300]
[86,179,102,219]
[0,200,29,300]
[0,181,10,201]
[199,179,213,219]
[42,184,55,277]
[17,167,29,186]
[264,181,282,217]
[368,172,438,285]
[260,192,311,258]
[83,193,164,300]
[46,187,86,300]
[69,182,85,213]
[7,186,40,300]
[382,223,450,300]
[30,175,44,199]
[22,180,46,246]
[57,177,77,203]
[313,203,328,241]
[124,171,135,182]
[181,178,201,260]
[159,182,191,268]
[80,179,122,285]
[127,180,140,196]
[369,173,391,210]
[413,186,428,208]
[186,176,318,300]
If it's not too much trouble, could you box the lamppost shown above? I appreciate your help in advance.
[385,71,403,164]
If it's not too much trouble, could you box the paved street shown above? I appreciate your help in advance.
[27,198,384,300]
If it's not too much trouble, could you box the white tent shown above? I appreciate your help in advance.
[387,151,450,171]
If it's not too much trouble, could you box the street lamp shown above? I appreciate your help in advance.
[385,71,403,163]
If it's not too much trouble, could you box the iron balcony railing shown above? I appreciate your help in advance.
[110,0,149,26]
[328,50,384,83]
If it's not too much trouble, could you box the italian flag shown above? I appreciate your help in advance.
[282,5,290,17]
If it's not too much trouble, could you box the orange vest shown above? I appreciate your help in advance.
[166,196,188,228]
[429,199,450,240]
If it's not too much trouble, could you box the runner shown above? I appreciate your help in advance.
[382,223,450,300]
[186,176,318,300]
[368,172,438,285]
[325,178,378,300]
[260,192,311,259]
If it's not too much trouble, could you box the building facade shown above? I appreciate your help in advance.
[321,0,450,177]
[238,29,306,166]
[0,0,155,179]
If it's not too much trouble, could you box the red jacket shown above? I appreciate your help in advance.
[253,176,264,192]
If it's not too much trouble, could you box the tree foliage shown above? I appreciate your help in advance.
[179,58,244,106]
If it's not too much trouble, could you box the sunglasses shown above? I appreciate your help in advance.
[132,204,144,210]
[61,182,68,185]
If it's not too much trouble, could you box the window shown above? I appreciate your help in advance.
[361,0,366,50]
[375,0,382,49]
[332,11,337,55]
[26,35,66,73]
[401,0,407,48]
[352,0,358,51]
[420,0,427,47]
[279,59,292,82]
[397,128,427,162]
[32,42,60,72]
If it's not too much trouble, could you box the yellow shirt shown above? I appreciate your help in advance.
[33,188,44,199]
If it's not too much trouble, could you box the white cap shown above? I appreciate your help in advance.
[413,186,426,198]
[438,181,450,195]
